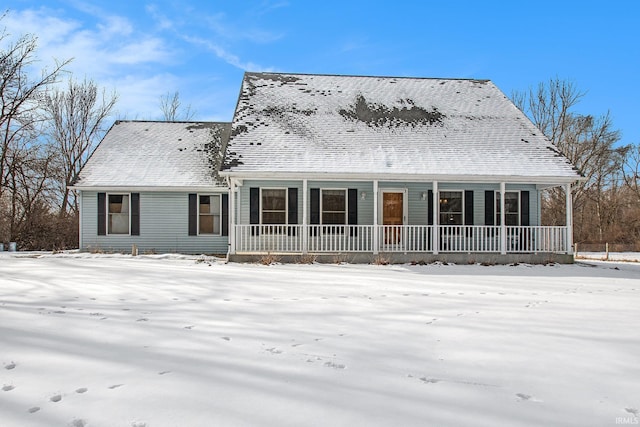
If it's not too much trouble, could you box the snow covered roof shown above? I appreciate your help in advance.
[222,72,581,183]
[73,121,230,190]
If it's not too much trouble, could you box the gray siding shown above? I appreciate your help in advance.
[237,180,539,226]
[81,191,228,254]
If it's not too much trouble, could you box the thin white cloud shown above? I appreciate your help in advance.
[181,34,274,72]
[1,7,177,119]
[2,4,280,119]
[108,73,182,120]
[203,13,283,44]
[2,8,173,75]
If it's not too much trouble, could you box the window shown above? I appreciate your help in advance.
[199,195,221,235]
[261,189,287,224]
[439,191,463,225]
[496,192,520,226]
[108,194,130,234]
[321,189,346,224]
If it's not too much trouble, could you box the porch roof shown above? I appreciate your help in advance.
[222,73,582,182]
[72,121,230,189]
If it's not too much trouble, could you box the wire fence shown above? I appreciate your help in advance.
[575,242,640,253]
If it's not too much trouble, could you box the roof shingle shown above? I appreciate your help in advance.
[223,72,580,181]
[73,121,230,189]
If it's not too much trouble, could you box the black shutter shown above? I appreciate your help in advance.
[464,190,474,225]
[427,190,433,225]
[188,194,197,236]
[310,189,320,224]
[348,188,358,236]
[250,187,260,236]
[520,191,530,226]
[97,193,106,235]
[484,191,494,226]
[288,188,298,224]
[250,188,260,224]
[131,193,140,236]
[222,194,229,236]
[310,188,320,236]
[288,188,298,236]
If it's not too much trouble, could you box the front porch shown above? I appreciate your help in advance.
[231,224,571,260]
[226,179,575,264]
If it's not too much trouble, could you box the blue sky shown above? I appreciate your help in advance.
[6,0,640,145]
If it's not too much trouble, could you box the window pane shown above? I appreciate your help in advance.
[199,214,214,234]
[506,213,519,226]
[263,211,286,224]
[210,195,221,215]
[109,194,127,213]
[199,196,211,214]
[505,193,519,214]
[213,215,221,234]
[496,192,519,225]
[322,190,346,211]
[323,212,346,225]
[439,192,462,225]
[108,194,129,234]
[198,195,221,234]
[322,190,346,224]
[262,190,286,210]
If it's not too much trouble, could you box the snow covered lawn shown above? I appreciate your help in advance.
[0,253,638,427]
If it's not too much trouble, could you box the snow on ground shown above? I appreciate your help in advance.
[0,252,639,427]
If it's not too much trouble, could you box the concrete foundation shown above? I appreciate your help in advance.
[229,252,574,265]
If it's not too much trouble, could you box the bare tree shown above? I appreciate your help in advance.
[0,14,70,242]
[159,91,195,121]
[622,142,640,201]
[42,77,118,217]
[513,78,622,243]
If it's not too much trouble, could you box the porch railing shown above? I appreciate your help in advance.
[234,225,569,254]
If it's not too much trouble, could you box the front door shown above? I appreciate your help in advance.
[382,192,404,245]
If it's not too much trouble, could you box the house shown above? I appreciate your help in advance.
[73,72,582,263]
[71,121,231,254]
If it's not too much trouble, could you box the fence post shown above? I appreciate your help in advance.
[574,242,578,258]
[605,242,609,261]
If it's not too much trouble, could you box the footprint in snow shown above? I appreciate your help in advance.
[136,318,148,322]
[516,393,532,401]
[28,406,40,414]
[5,362,16,370]
[75,387,88,393]
[108,384,124,389]
[71,419,87,427]
[2,385,15,391]
[324,361,346,369]
[158,371,171,375]
[50,394,62,402]
[419,377,441,384]
[626,408,639,416]
[221,336,231,341]
[184,325,194,329]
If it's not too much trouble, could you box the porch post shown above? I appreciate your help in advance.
[432,181,438,255]
[565,182,573,254]
[373,180,379,254]
[229,178,236,255]
[500,182,506,255]
[302,179,308,254]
